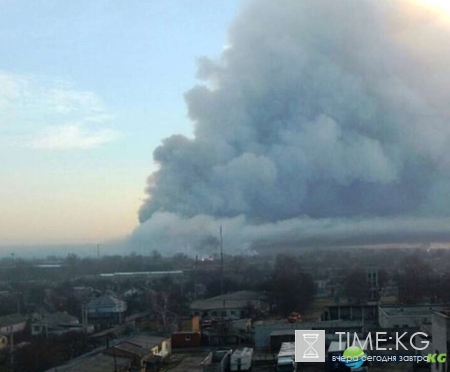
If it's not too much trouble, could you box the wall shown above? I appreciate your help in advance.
[171,332,202,348]
[431,313,450,372]
[0,322,26,335]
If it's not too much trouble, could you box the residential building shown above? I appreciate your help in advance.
[0,314,26,335]
[191,291,266,319]
[31,311,92,336]
[105,334,171,372]
[86,294,127,319]
[172,331,202,348]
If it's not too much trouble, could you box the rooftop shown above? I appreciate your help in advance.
[87,294,125,307]
[34,312,79,326]
[100,271,183,277]
[191,291,264,311]
[113,342,148,358]
[0,314,26,328]
[380,305,449,317]
[232,347,253,358]
[53,352,132,372]
[278,342,295,357]
[255,319,363,329]
[123,334,169,349]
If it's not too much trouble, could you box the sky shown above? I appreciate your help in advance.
[0,1,241,248]
[3,0,450,257]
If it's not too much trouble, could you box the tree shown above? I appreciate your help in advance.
[266,254,315,317]
[343,270,369,303]
[150,291,178,332]
[397,255,435,303]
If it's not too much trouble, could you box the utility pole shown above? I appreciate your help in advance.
[194,255,198,300]
[81,304,88,330]
[220,225,224,308]
[45,314,49,340]
[97,244,100,260]
[111,336,118,372]
[9,327,13,370]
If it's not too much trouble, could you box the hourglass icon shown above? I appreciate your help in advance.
[303,333,319,358]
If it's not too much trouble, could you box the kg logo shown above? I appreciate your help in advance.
[295,330,325,362]
[342,346,366,369]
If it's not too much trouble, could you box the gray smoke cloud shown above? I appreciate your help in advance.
[132,0,450,254]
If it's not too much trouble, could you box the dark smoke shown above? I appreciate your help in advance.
[132,0,450,254]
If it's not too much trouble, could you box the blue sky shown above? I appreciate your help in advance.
[0,0,242,246]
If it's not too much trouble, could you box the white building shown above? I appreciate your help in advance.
[430,310,450,372]
[378,305,448,329]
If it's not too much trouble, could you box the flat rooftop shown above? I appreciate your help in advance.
[380,305,449,317]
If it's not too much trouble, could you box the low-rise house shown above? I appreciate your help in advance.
[0,314,26,335]
[72,286,94,301]
[86,294,127,320]
[191,291,266,320]
[172,315,202,348]
[105,334,171,372]
[172,331,202,348]
[31,311,92,336]
[123,288,143,297]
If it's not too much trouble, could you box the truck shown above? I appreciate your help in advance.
[202,348,232,372]
[277,342,297,372]
[230,347,253,371]
[287,312,302,323]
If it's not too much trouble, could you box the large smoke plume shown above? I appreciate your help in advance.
[131,0,450,254]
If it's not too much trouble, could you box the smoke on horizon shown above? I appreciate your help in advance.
[131,0,450,254]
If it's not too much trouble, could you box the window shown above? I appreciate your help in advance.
[221,311,227,316]
[230,311,236,316]
[212,311,218,316]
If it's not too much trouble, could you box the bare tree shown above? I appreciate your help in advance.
[150,291,178,332]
